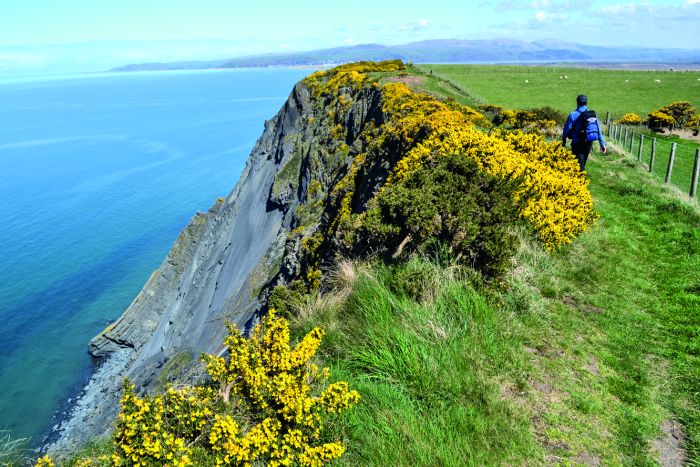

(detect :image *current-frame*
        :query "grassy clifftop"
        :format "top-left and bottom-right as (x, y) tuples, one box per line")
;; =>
(27, 62), (700, 465)
(290, 146), (700, 464)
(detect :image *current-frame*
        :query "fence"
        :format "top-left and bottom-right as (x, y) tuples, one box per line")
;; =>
(605, 122), (700, 199)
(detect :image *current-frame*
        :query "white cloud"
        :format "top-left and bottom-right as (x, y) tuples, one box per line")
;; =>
(344, 37), (358, 45)
(599, 3), (641, 15)
(400, 18), (431, 31)
(535, 11), (547, 20)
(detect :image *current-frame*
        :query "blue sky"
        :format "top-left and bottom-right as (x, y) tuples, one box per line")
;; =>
(1, 0), (699, 74)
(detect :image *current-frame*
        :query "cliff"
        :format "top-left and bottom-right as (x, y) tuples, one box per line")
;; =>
(48, 66), (388, 453)
(48, 60), (594, 453)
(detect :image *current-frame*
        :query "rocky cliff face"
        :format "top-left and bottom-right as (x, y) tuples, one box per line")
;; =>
(49, 78), (385, 452)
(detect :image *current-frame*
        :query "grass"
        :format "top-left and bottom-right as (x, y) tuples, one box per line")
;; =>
(0, 431), (28, 466)
(288, 144), (700, 465)
(607, 124), (700, 193)
(416, 64), (700, 117)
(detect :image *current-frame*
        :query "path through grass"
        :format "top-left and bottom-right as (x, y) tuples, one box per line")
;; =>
(292, 146), (700, 465)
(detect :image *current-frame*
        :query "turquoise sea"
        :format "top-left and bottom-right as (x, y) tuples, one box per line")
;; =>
(0, 68), (311, 444)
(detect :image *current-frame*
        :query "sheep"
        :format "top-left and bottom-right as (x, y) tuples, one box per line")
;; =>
(564, 75), (569, 79)
(525, 79), (529, 83)
(655, 79), (661, 83)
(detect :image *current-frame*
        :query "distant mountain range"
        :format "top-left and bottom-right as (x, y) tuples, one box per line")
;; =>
(110, 39), (700, 71)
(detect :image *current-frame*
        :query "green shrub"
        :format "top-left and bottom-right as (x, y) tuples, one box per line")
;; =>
(348, 154), (523, 278)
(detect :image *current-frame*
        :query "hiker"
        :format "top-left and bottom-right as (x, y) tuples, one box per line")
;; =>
(562, 94), (606, 171)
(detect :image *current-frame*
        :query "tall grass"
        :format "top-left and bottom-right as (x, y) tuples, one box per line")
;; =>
(0, 431), (27, 466)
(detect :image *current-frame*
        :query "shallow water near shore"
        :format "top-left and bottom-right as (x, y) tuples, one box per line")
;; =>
(0, 67), (311, 444)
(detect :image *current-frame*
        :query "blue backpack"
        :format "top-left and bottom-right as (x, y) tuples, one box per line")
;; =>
(571, 110), (600, 143)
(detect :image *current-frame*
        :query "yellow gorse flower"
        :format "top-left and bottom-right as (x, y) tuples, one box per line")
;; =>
(38, 310), (357, 467)
(304, 64), (595, 250)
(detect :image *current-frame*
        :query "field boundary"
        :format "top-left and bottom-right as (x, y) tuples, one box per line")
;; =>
(605, 123), (700, 198)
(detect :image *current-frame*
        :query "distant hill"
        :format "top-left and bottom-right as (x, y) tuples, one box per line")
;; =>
(110, 38), (700, 71)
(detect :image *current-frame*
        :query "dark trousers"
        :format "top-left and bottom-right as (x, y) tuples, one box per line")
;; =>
(572, 141), (593, 171)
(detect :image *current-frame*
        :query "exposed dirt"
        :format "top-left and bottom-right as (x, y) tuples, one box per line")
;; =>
(386, 75), (424, 87)
(584, 356), (601, 376)
(563, 295), (605, 314)
(661, 128), (700, 143)
(531, 380), (554, 394)
(572, 452), (602, 466)
(653, 420), (687, 466)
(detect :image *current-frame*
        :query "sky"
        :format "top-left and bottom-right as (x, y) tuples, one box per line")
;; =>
(1, 0), (699, 74)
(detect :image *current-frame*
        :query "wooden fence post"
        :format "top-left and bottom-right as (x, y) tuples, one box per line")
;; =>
(637, 134), (644, 162)
(629, 132), (635, 153)
(665, 142), (677, 184)
(649, 138), (657, 173)
(691, 148), (700, 198)
(606, 111), (611, 125)
(624, 127), (629, 148)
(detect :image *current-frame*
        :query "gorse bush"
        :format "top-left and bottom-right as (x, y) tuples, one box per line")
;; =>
(618, 113), (641, 125)
(647, 101), (697, 131)
(352, 154), (523, 278)
(39, 311), (358, 467)
(479, 104), (563, 135)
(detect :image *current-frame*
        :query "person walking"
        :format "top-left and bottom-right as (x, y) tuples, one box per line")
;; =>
(562, 95), (606, 171)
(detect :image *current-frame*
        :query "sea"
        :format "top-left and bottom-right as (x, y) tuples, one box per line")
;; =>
(0, 67), (312, 445)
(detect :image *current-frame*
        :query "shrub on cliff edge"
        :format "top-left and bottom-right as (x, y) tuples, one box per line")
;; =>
(350, 154), (523, 278)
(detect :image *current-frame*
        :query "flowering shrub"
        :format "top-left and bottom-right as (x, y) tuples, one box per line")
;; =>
(301, 64), (595, 251)
(479, 105), (563, 136)
(35, 456), (54, 467)
(647, 101), (697, 131)
(38, 312), (358, 467)
(618, 113), (641, 125)
(353, 154), (522, 277)
(647, 110), (676, 131)
(202, 309), (358, 465)
(346, 81), (594, 249)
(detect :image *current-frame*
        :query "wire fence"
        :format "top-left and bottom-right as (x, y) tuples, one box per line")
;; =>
(605, 122), (700, 198)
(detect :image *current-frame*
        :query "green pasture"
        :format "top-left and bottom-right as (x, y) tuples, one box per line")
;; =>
(607, 124), (700, 193)
(417, 64), (700, 117)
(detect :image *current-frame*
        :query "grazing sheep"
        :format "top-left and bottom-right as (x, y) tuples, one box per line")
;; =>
(625, 79), (629, 83)
(564, 75), (569, 79)
(560, 75), (564, 79)
(655, 79), (661, 83)
(525, 79), (529, 83)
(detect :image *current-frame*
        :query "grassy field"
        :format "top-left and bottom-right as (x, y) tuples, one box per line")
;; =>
(416, 64), (700, 118)
(292, 145), (700, 465)
(607, 124), (700, 193)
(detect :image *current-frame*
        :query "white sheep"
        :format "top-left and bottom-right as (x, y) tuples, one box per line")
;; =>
(560, 75), (563, 79)
(525, 79), (529, 83)
(564, 75), (569, 79)
(625, 79), (629, 83)
(655, 79), (661, 83)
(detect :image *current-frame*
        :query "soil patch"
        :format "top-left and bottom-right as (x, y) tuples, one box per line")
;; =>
(386, 75), (424, 87)
(653, 420), (686, 466)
